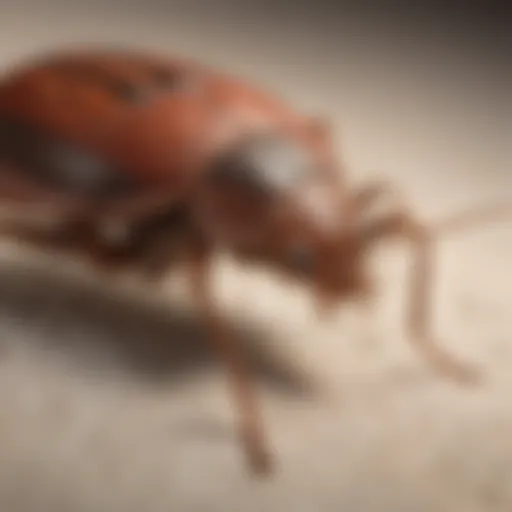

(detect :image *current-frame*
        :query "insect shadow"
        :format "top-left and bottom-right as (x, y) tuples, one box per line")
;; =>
(0, 258), (317, 399)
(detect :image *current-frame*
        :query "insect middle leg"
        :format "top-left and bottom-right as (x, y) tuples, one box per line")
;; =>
(185, 239), (273, 475)
(106, 230), (274, 474)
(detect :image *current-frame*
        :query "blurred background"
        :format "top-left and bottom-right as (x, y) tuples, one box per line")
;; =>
(0, 1), (510, 511)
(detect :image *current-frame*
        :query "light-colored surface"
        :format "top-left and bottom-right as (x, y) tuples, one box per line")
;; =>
(0, 3), (511, 511)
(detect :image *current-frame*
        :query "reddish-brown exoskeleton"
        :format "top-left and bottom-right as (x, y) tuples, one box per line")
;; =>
(0, 48), (509, 475)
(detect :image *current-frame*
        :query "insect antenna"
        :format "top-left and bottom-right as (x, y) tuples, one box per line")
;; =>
(433, 199), (512, 236)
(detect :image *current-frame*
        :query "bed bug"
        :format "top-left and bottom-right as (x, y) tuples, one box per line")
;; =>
(0, 47), (509, 476)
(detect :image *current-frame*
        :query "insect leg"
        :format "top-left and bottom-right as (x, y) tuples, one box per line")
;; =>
(351, 181), (393, 211)
(185, 240), (273, 475)
(403, 218), (480, 383)
(362, 209), (480, 383)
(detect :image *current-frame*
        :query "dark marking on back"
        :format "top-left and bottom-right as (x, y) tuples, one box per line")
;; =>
(54, 61), (151, 104)
(151, 66), (194, 91)
(108, 79), (149, 103)
(53, 59), (199, 104)
(0, 116), (139, 198)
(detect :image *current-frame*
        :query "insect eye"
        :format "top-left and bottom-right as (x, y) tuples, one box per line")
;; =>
(288, 244), (315, 272)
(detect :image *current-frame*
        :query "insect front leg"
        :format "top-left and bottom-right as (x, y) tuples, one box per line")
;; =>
(361, 205), (480, 384)
(401, 216), (480, 383)
(185, 240), (273, 475)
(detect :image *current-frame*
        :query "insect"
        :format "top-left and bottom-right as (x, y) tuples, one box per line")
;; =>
(0, 47), (509, 476)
